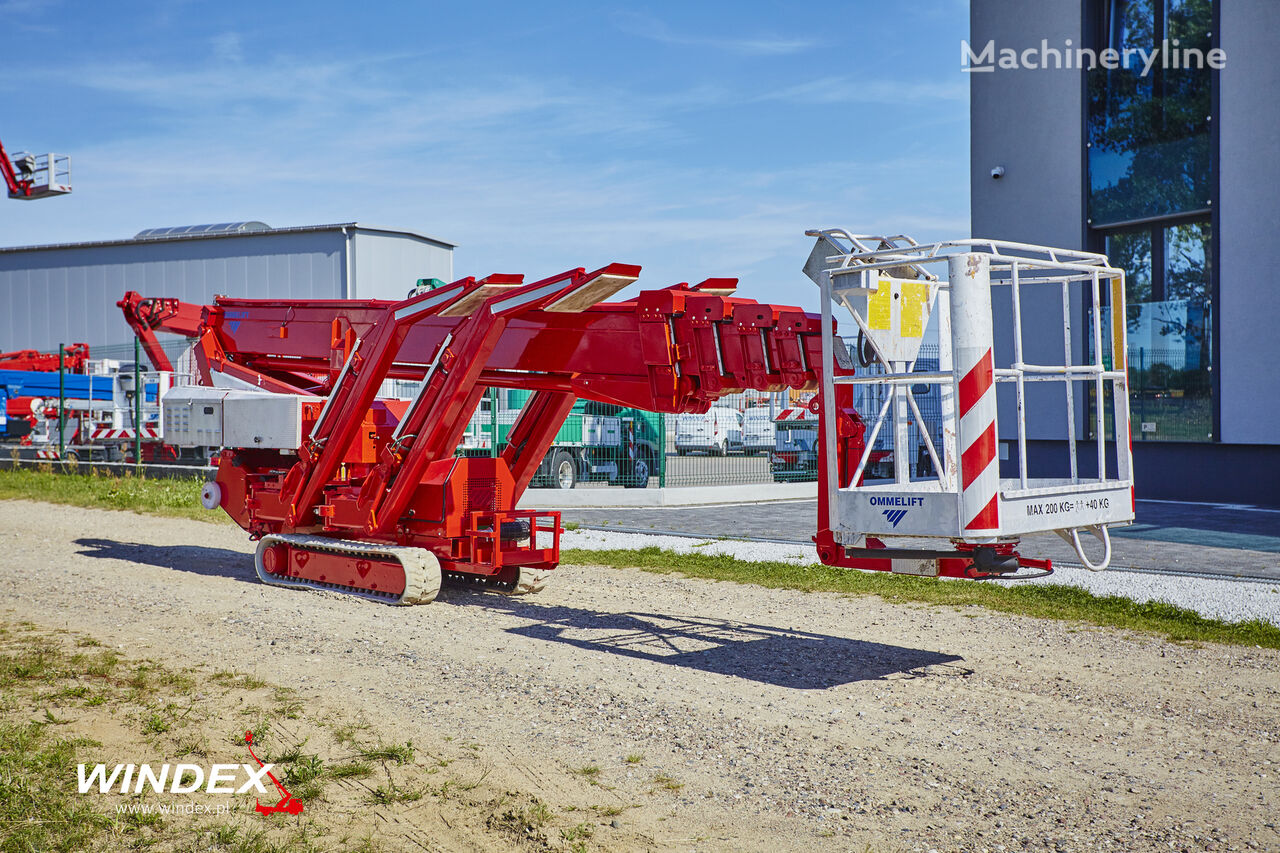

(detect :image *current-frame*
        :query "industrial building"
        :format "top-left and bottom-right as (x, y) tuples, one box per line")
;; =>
(970, 0), (1278, 504)
(0, 221), (454, 355)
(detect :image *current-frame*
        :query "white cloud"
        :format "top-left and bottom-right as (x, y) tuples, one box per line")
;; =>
(613, 11), (818, 57)
(5, 45), (968, 309)
(754, 75), (968, 105)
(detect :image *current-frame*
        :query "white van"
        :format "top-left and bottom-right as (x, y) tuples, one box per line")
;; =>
(675, 408), (743, 455)
(741, 407), (776, 455)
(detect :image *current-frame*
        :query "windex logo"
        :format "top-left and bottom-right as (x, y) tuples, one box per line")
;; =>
(76, 731), (303, 816)
(77, 761), (274, 795)
(882, 509), (909, 528)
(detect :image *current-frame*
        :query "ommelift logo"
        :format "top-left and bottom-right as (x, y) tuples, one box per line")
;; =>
(76, 730), (303, 816)
(871, 495), (921, 528)
(961, 38), (1226, 75)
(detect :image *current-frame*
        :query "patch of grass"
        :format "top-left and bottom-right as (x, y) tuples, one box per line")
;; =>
(575, 764), (601, 779)
(56, 684), (90, 701)
(211, 670), (268, 690)
(208, 824), (240, 846)
(652, 773), (683, 791)
(563, 546), (1280, 649)
(0, 722), (116, 852)
(560, 822), (594, 841)
(1, 639), (66, 684)
(2, 620), (546, 853)
(359, 742), (415, 765)
(329, 719), (370, 746)
(142, 710), (172, 734)
(159, 669), (197, 693)
(326, 760), (374, 780)
(84, 649), (120, 677)
(283, 754), (324, 787)
(0, 468), (223, 523)
(126, 663), (154, 690)
(367, 783), (423, 805)
(625, 753), (644, 764)
(271, 687), (304, 720)
(488, 798), (554, 844)
(525, 800), (554, 827)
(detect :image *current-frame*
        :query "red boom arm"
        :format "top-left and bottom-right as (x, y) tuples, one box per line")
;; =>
(121, 265), (857, 603)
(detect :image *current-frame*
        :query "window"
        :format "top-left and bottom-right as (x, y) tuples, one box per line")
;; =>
(1100, 218), (1213, 441)
(1089, 0), (1214, 442)
(1087, 0), (1213, 225)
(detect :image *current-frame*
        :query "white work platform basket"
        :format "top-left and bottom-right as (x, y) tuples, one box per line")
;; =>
(804, 230), (1135, 571)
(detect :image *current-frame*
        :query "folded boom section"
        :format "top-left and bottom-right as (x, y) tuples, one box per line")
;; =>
(119, 265), (830, 603)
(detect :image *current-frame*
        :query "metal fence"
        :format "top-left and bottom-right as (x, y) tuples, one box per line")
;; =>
(1091, 315), (1214, 442)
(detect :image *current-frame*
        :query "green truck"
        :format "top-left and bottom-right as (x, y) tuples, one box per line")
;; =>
(459, 390), (663, 489)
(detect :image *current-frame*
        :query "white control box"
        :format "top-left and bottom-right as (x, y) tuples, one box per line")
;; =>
(163, 388), (319, 450)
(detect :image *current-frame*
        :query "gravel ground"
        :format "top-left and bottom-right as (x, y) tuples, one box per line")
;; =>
(3, 500), (1280, 852)
(563, 529), (1280, 626)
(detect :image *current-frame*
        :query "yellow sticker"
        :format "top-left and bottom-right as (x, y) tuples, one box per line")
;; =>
(899, 280), (929, 338)
(1110, 276), (1126, 371)
(868, 279), (891, 330)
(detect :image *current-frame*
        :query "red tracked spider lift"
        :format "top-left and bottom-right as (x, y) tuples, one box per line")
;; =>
(119, 232), (1135, 605)
(119, 265), (844, 603)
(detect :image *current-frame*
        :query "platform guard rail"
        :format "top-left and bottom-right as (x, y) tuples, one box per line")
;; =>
(805, 230), (1135, 573)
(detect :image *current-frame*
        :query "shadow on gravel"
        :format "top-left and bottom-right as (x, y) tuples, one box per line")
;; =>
(74, 538), (256, 582)
(444, 593), (968, 689)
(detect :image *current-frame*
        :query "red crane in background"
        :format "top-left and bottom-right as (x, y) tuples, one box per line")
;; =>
(1, 134), (71, 200)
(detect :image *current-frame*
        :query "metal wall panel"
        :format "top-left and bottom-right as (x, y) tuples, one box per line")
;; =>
(351, 231), (453, 300)
(1219, 2), (1280, 444)
(970, 0), (1089, 443)
(0, 231), (346, 352)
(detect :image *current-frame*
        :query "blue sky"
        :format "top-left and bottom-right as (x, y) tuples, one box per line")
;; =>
(3, 0), (970, 309)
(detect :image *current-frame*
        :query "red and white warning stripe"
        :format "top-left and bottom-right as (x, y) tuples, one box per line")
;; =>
(35, 449), (60, 459)
(774, 407), (816, 421)
(90, 427), (159, 440)
(957, 349), (999, 531)
(949, 252), (1000, 534)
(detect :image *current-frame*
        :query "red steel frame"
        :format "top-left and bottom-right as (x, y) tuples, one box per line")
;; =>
(121, 256), (1048, 592)
(119, 265), (857, 590)
(0, 137), (26, 199)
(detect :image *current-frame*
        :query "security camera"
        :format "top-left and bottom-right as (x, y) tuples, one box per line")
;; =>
(991, 166), (1005, 180)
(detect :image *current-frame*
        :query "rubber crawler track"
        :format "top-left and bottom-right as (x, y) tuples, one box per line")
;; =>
(254, 534), (551, 604)
(255, 533), (442, 605)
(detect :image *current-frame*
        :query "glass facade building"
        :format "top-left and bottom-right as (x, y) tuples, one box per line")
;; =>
(971, 0), (1280, 504)
(1087, 0), (1215, 442)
